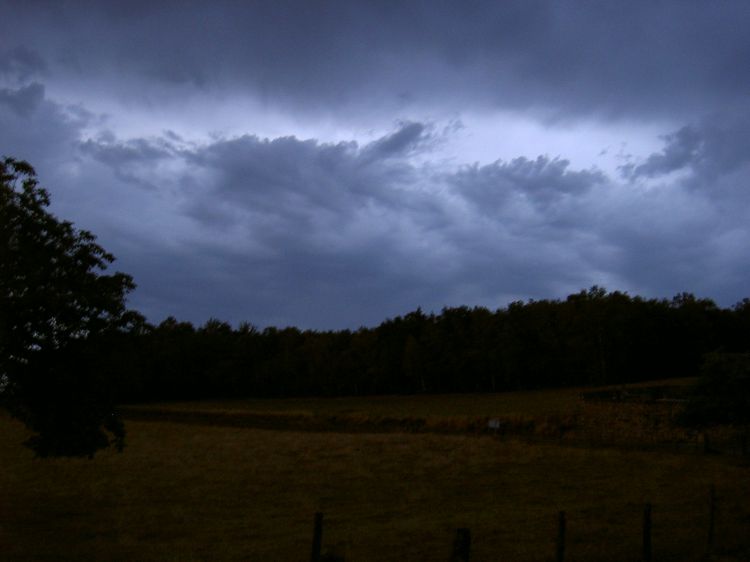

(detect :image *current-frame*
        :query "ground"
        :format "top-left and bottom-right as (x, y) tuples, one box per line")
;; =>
(2, 380), (748, 561)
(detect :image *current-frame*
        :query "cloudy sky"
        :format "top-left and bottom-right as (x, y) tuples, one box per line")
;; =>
(2, 1), (750, 329)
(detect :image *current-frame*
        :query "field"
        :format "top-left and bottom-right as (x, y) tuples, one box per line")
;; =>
(2, 380), (749, 561)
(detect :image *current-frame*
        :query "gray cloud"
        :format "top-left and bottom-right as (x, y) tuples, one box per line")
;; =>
(451, 156), (605, 214)
(622, 118), (750, 214)
(0, 46), (47, 82)
(2, 3), (750, 328)
(0, 81), (93, 171)
(3, 98), (745, 328)
(3, 1), (749, 119)
(65, 123), (455, 326)
(597, 115), (750, 303)
(70, 122), (597, 326)
(78, 136), (178, 191)
(178, 123), (436, 230)
(622, 127), (704, 180)
(362, 122), (431, 161)
(76, 119), (747, 328)
(0, 82), (45, 118)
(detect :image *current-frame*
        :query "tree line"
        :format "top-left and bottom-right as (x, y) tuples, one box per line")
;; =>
(3, 156), (749, 456)
(104, 288), (750, 403)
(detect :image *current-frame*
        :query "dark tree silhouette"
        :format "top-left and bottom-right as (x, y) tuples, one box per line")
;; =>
(0, 157), (141, 457)
(111, 287), (744, 404)
(680, 353), (750, 427)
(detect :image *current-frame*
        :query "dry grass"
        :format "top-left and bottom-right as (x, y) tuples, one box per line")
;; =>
(119, 383), (601, 419)
(122, 378), (699, 419)
(120, 378), (725, 452)
(2, 400), (749, 561)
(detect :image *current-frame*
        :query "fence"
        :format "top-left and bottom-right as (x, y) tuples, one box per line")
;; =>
(309, 485), (724, 561)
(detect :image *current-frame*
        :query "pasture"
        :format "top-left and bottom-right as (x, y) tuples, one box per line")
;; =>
(2, 380), (749, 561)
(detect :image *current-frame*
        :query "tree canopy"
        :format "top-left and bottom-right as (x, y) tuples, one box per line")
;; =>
(0, 157), (141, 457)
(102, 288), (750, 404)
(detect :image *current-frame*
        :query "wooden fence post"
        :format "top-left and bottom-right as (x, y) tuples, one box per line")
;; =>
(311, 512), (324, 562)
(450, 528), (471, 562)
(707, 485), (716, 556)
(642, 503), (652, 562)
(556, 511), (566, 562)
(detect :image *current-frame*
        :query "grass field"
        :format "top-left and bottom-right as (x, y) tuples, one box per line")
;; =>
(2, 380), (749, 561)
(120, 377), (698, 419)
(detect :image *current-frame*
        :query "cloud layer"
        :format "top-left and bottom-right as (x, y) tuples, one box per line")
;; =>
(4, 1), (750, 120)
(2, 2), (749, 328)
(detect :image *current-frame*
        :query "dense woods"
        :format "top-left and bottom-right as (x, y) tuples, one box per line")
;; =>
(3, 157), (749, 455)
(106, 288), (750, 404)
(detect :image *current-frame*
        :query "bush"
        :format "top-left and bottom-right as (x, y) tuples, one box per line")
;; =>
(679, 353), (750, 427)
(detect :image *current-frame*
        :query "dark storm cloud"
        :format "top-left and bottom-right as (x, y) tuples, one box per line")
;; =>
(0, 46), (47, 82)
(362, 122), (431, 161)
(622, 127), (705, 180)
(451, 156), (606, 213)
(3, 1), (750, 328)
(0, 80), (93, 169)
(7, 105), (750, 328)
(595, 116), (750, 304)
(75, 121), (614, 326)
(78, 136), (178, 191)
(3, 1), (749, 118)
(622, 118), (750, 208)
(179, 122), (436, 228)
(7, 98), (748, 328)
(66, 123), (455, 326)
(0, 82), (45, 118)
(80, 136), (176, 167)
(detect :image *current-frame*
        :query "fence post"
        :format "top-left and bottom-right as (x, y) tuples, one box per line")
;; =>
(556, 511), (566, 562)
(707, 485), (716, 556)
(642, 503), (652, 562)
(311, 512), (324, 562)
(450, 528), (471, 562)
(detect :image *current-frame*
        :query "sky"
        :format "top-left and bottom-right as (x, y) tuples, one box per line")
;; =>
(2, 1), (750, 330)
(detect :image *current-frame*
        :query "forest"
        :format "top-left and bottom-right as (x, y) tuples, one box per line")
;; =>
(3, 155), (750, 456)
(105, 287), (750, 403)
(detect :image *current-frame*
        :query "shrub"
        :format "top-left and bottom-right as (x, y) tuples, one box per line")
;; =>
(679, 353), (750, 427)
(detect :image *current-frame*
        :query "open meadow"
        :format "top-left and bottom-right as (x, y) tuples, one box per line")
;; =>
(2, 381), (749, 561)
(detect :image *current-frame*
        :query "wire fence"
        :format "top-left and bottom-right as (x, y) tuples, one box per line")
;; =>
(308, 484), (744, 562)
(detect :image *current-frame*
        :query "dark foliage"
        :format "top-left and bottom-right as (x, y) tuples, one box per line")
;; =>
(105, 288), (750, 404)
(679, 353), (750, 427)
(0, 157), (141, 457)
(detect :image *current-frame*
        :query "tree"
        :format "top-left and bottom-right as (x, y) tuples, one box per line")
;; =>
(679, 352), (750, 427)
(0, 157), (141, 457)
